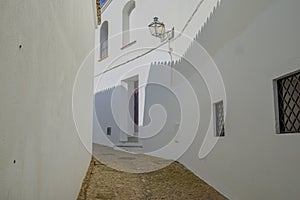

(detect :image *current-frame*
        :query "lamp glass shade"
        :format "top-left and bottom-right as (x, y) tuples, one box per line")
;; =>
(148, 17), (165, 38)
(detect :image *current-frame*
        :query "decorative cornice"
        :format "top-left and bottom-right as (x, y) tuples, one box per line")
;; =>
(151, 0), (223, 67)
(96, 0), (101, 25)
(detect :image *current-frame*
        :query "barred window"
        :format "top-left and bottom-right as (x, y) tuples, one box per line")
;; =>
(275, 70), (300, 134)
(214, 101), (225, 137)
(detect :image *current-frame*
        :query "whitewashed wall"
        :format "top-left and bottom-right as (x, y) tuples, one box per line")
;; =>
(179, 0), (300, 199)
(0, 0), (95, 199)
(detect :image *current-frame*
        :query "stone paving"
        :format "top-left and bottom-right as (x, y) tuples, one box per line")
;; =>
(77, 144), (227, 200)
(92, 144), (174, 173)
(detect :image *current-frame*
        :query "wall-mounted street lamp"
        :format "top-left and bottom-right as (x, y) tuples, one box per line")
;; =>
(148, 17), (175, 85)
(148, 17), (174, 42)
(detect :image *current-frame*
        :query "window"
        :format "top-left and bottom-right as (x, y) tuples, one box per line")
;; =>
(107, 127), (111, 136)
(100, 21), (108, 60)
(214, 100), (225, 137)
(274, 70), (300, 134)
(134, 80), (139, 133)
(122, 0), (135, 47)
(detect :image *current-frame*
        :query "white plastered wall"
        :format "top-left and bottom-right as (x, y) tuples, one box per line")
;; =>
(178, 0), (300, 199)
(0, 0), (95, 199)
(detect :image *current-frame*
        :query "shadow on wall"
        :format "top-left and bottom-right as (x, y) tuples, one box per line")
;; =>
(141, 78), (181, 152)
(198, 0), (274, 57)
(94, 86), (123, 145)
(93, 64), (183, 153)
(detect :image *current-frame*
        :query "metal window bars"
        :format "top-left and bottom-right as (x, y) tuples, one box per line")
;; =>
(277, 71), (300, 133)
(215, 101), (225, 137)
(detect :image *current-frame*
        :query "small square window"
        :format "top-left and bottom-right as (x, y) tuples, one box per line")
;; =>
(214, 100), (225, 137)
(274, 70), (300, 134)
(107, 127), (112, 136)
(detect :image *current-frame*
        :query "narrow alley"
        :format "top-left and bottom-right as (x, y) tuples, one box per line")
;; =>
(2, 0), (300, 199)
(78, 145), (227, 200)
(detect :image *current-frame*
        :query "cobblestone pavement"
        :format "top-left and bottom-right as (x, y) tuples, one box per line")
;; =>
(77, 144), (227, 200)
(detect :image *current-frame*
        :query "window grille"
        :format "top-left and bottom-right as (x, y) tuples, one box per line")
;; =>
(214, 101), (225, 137)
(276, 71), (300, 133)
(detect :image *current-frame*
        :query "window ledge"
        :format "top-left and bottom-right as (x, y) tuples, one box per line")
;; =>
(276, 132), (300, 135)
(98, 55), (108, 62)
(121, 40), (137, 50)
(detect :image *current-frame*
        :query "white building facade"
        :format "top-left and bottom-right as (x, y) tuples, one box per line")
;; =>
(94, 0), (300, 199)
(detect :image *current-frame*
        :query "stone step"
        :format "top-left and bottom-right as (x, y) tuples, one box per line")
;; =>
(127, 136), (139, 143)
(116, 143), (143, 148)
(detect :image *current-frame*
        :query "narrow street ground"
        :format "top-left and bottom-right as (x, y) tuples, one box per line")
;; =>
(77, 145), (227, 200)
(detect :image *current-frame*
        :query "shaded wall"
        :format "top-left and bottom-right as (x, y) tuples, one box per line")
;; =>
(94, 86), (125, 145)
(178, 0), (300, 199)
(0, 0), (95, 199)
(93, 64), (181, 154)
